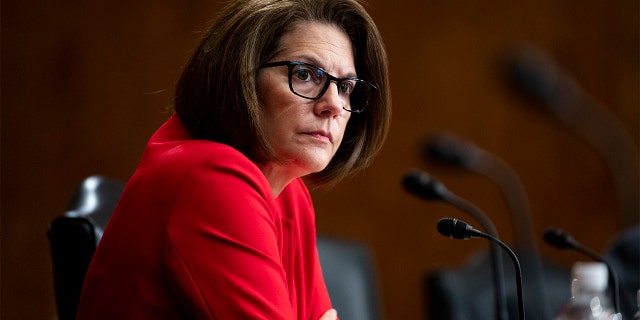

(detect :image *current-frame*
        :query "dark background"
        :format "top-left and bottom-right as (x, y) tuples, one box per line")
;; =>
(2, 0), (638, 319)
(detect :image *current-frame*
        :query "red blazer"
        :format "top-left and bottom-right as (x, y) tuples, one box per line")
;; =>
(77, 114), (333, 319)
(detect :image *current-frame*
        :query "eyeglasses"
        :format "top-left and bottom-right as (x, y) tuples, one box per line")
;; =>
(260, 61), (377, 113)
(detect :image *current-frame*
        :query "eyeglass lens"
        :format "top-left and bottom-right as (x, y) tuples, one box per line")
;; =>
(289, 63), (372, 112)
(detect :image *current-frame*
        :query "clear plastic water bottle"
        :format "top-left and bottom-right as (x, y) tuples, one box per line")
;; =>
(553, 262), (620, 320)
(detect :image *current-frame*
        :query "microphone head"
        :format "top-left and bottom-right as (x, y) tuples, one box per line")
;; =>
(425, 133), (480, 168)
(505, 46), (582, 114)
(402, 170), (449, 201)
(543, 228), (578, 249)
(506, 47), (564, 106)
(437, 217), (473, 240)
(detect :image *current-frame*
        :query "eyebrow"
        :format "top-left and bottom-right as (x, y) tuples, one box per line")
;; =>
(292, 55), (357, 79)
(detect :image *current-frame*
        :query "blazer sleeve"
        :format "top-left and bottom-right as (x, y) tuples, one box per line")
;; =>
(161, 153), (295, 319)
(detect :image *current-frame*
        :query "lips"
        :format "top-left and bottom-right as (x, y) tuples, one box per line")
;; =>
(304, 130), (333, 143)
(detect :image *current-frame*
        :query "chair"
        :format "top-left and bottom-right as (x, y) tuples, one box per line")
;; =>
(317, 235), (383, 320)
(47, 175), (124, 320)
(48, 175), (382, 320)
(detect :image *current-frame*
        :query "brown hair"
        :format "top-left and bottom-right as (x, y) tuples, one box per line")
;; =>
(174, 0), (391, 186)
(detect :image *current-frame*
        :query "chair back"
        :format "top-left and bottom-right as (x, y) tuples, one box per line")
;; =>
(48, 176), (124, 320)
(317, 235), (383, 320)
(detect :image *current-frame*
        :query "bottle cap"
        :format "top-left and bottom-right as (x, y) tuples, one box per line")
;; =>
(571, 262), (608, 291)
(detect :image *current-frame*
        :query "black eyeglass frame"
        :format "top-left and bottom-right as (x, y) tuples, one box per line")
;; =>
(260, 60), (377, 113)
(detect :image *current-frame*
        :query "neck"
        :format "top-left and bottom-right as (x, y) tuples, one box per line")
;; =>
(258, 162), (301, 197)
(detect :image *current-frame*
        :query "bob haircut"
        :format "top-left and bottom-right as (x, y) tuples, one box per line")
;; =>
(174, 0), (391, 186)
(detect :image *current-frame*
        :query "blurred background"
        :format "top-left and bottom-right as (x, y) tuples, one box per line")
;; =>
(2, 0), (638, 319)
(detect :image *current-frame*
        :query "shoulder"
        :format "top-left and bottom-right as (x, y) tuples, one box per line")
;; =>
(143, 113), (263, 179)
(128, 116), (275, 213)
(140, 115), (267, 189)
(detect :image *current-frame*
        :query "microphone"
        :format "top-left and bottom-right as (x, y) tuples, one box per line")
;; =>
(425, 133), (553, 319)
(402, 170), (500, 236)
(543, 228), (622, 315)
(425, 132), (483, 168)
(402, 170), (509, 320)
(401, 169), (448, 200)
(425, 133), (536, 250)
(438, 217), (525, 320)
(506, 46), (639, 227)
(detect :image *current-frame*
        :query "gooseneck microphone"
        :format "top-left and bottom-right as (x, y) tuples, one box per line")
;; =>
(402, 170), (509, 320)
(402, 170), (500, 238)
(506, 47), (639, 227)
(438, 218), (525, 320)
(426, 133), (552, 319)
(425, 133), (536, 252)
(543, 228), (622, 315)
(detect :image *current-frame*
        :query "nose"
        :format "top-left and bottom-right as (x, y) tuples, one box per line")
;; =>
(314, 81), (345, 117)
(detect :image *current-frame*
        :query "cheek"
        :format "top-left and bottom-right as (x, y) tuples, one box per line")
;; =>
(336, 114), (352, 140)
(257, 82), (300, 140)
(257, 76), (294, 116)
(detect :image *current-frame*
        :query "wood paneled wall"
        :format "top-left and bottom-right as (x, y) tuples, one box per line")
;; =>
(2, 1), (637, 319)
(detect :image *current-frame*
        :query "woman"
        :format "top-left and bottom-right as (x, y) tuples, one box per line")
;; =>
(77, 0), (390, 319)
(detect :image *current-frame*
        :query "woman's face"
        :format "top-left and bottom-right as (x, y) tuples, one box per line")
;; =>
(257, 22), (354, 180)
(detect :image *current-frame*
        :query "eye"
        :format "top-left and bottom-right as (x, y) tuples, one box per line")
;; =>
(293, 65), (325, 84)
(294, 67), (312, 81)
(339, 81), (355, 94)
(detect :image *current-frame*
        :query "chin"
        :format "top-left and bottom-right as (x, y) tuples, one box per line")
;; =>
(285, 149), (334, 175)
(302, 158), (331, 175)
